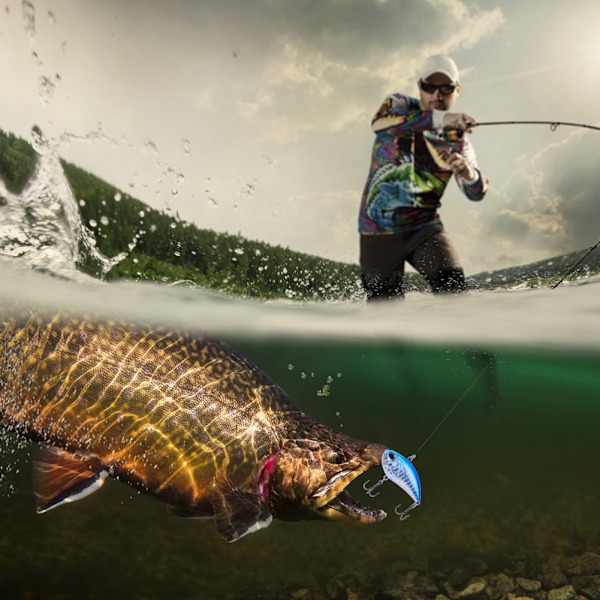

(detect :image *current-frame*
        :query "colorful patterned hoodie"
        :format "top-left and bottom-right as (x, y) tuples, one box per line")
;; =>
(358, 93), (488, 234)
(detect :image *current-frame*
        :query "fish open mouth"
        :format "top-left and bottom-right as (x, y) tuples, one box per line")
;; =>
(311, 466), (387, 524)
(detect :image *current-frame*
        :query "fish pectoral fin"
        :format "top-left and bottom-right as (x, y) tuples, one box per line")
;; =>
(210, 474), (272, 543)
(34, 446), (108, 514)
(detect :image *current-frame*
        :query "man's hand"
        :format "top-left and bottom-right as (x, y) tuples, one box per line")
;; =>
(447, 153), (477, 182)
(443, 112), (477, 133)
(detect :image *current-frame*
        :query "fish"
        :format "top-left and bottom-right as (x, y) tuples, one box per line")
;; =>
(0, 308), (387, 542)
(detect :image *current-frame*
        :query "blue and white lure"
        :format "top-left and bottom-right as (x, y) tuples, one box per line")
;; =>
(363, 449), (421, 521)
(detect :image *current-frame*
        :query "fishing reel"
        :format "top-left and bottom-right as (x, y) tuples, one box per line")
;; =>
(443, 126), (466, 142)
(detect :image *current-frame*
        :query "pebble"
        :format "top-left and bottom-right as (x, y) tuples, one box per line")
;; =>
(516, 577), (542, 592)
(278, 552), (600, 600)
(546, 584), (576, 600)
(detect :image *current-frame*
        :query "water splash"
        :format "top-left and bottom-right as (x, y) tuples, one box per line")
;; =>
(0, 126), (127, 280)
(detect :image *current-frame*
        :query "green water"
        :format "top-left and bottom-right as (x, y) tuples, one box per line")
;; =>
(0, 337), (598, 598)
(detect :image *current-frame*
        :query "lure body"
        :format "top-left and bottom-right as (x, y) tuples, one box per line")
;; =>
(363, 448), (421, 520)
(381, 450), (421, 505)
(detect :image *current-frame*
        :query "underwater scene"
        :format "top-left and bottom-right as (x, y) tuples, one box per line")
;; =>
(0, 263), (599, 599)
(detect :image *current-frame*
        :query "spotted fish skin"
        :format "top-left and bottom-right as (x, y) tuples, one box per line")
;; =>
(0, 309), (385, 541)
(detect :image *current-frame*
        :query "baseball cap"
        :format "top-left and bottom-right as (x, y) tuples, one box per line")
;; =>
(419, 55), (460, 84)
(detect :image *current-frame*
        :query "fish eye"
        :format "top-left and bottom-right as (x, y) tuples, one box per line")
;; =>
(329, 451), (345, 464)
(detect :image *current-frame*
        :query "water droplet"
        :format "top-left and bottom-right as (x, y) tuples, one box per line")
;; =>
(88, 219), (97, 228)
(22, 1), (36, 39)
(182, 139), (191, 154)
(114, 192), (122, 202)
(144, 140), (158, 155)
(39, 75), (57, 105)
(100, 216), (109, 226)
(240, 182), (256, 198)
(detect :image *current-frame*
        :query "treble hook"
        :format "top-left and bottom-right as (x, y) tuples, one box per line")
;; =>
(394, 500), (421, 521)
(362, 475), (389, 498)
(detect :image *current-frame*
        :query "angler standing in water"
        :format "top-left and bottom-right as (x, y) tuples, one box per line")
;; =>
(358, 55), (489, 301)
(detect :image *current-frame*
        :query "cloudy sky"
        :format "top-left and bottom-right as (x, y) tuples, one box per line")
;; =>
(2, 0), (600, 273)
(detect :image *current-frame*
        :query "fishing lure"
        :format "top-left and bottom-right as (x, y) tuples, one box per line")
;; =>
(363, 449), (421, 520)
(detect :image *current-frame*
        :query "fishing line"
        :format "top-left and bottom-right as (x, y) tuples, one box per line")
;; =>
(551, 235), (600, 289)
(363, 363), (489, 517)
(445, 120), (600, 286)
(413, 370), (484, 457)
(365, 118), (600, 513)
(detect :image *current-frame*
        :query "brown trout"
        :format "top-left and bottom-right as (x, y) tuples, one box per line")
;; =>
(0, 310), (387, 542)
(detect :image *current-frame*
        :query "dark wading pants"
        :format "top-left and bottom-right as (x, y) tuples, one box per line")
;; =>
(360, 224), (467, 301)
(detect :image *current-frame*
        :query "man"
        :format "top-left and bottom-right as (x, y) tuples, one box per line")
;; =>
(358, 54), (488, 301)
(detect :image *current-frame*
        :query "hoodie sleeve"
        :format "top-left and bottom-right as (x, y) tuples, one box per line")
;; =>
(456, 134), (489, 201)
(372, 94), (443, 136)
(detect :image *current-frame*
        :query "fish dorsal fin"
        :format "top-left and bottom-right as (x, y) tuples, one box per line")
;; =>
(34, 446), (108, 513)
(210, 474), (272, 543)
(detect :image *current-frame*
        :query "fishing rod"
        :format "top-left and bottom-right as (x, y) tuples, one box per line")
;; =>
(551, 235), (600, 289)
(474, 120), (600, 133)
(443, 120), (600, 140)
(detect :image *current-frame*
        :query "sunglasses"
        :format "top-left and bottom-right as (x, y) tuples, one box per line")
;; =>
(419, 81), (457, 96)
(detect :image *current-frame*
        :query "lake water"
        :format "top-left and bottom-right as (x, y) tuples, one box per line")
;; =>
(1, 261), (599, 599)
